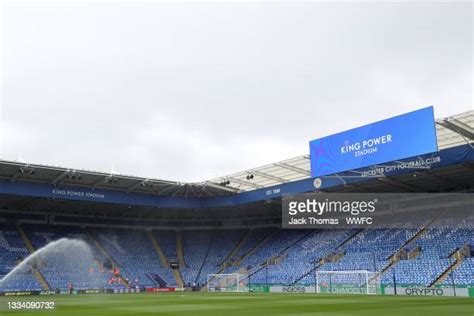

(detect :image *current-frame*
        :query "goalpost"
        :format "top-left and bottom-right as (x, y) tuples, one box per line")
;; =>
(207, 273), (248, 292)
(316, 270), (381, 295)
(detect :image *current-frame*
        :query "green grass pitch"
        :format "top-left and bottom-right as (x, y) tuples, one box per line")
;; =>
(1, 292), (473, 316)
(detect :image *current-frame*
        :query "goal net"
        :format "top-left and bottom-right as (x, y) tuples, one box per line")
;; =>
(207, 273), (248, 292)
(316, 270), (381, 295)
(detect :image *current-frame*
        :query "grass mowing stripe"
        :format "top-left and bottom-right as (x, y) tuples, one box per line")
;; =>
(0, 292), (472, 316)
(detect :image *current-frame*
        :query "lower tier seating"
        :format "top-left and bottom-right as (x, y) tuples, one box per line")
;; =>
(0, 223), (472, 291)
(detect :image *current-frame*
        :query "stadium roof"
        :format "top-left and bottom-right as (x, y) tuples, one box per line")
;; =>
(0, 161), (234, 197)
(0, 110), (472, 197)
(205, 110), (474, 192)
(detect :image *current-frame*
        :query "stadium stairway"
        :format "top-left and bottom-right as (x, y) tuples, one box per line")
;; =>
(32, 269), (50, 291)
(85, 228), (129, 287)
(393, 218), (436, 256)
(237, 229), (277, 265)
(16, 224), (35, 254)
(433, 242), (472, 286)
(176, 230), (186, 268)
(429, 257), (464, 287)
(172, 268), (184, 288)
(200, 270), (221, 291)
(195, 243), (211, 284)
(201, 230), (252, 291)
(86, 229), (116, 266)
(292, 261), (324, 285)
(292, 230), (364, 285)
(146, 272), (167, 287)
(246, 231), (313, 281)
(16, 224), (50, 291)
(378, 216), (439, 277)
(334, 229), (364, 251)
(146, 230), (169, 267)
(218, 230), (250, 267)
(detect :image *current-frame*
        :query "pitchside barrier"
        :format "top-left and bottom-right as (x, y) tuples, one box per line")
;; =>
(265, 284), (473, 297)
(382, 286), (472, 297)
(0, 285), (472, 297)
(267, 286), (472, 297)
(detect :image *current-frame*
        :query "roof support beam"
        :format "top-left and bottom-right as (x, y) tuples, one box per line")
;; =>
(198, 185), (213, 197)
(438, 119), (474, 141)
(148, 183), (167, 195)
(182, 184), (190, 198)
(187, 184), (201, 197)
(199, 184), (224, 197)
(226, 177), (263, 189)
(204, 181), (241, 193)
(275, 163), (311, 176)
(52, 170), (70, 186)
(10, 164), (35, 182)
(92, 176), (107, 188)
(171, 184), (188, 197)
(126, 180), (146, 193)
(249, 170), (287, 183)
(156, 184), (182, 196)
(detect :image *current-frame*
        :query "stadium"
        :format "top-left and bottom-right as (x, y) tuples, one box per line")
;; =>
(1, 1), (473, 315)
(0, 107), (473, 315)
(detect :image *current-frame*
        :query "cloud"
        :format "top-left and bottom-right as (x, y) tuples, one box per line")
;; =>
(1, 1), (472, 181)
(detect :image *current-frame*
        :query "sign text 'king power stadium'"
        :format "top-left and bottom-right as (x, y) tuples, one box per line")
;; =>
(309, 106), (438, 178)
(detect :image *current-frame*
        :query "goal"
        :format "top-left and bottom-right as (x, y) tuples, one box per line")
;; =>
(316, 270), (381, 295)
(207, 273), (248, 292)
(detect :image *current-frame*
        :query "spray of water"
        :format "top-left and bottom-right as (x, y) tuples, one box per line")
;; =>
(0, 238), (103, 290)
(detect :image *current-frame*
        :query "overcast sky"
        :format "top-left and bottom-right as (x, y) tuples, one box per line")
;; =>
(1, 1), (472, 182)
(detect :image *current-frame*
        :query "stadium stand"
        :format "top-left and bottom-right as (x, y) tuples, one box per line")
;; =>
(194, 229), (246, 285)
(22, 224), (111, 290)
(0, 111), (472, 293)
(0, 224), (42, 291)
(0, 219), (473, 291)
(153, 230), (177, 260)
(93, 228), (175, 287)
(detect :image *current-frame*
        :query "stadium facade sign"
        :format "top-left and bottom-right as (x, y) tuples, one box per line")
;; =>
(52, 189), (105, 200)
(309, 107), (438, 177)
(0, 144), (472, 209)
(233, 143), (473, 206)
(359, 155), (441, 177)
